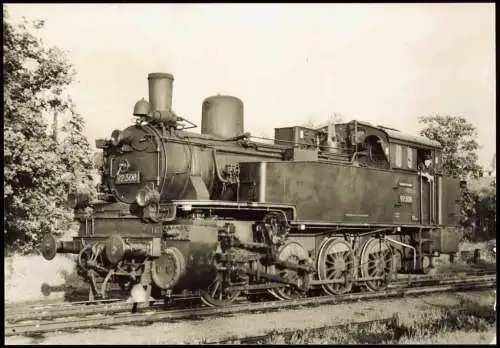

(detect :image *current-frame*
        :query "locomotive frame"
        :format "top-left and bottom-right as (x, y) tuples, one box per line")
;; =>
(41, 72), (462, 306)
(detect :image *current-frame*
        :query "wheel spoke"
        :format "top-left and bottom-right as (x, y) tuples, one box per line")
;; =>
(319, 238), (354, 295)
(210, 281), (220, 297)
(360, 238), (393, 292)
(271, 241), (309, 301)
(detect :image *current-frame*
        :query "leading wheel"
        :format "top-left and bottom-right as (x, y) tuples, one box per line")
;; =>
(200, 273), (241, 307)
(359, 238), (393, 291)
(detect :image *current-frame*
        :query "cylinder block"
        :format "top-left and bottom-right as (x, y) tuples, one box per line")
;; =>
(201, 95), (244, 139)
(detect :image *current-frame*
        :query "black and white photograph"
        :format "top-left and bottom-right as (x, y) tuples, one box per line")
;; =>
(4, 3), (496, 344)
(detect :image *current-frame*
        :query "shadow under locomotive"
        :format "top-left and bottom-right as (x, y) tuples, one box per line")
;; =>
(40, 72), (463, 307)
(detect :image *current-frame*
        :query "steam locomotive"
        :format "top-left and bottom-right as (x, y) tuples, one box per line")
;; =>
(41, 72), (462, 306)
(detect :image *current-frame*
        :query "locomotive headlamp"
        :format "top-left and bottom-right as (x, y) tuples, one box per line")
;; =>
(136, 189), (149, 207)
(111, 129), (122, 146)
(137, 186), (161, 223)
(136, 186), (160, 207)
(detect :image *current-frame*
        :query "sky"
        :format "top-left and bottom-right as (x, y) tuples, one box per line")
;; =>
(5, 3), (496, 168)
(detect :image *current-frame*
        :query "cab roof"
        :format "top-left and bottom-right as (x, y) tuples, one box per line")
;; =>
(345, 120), (442, 149)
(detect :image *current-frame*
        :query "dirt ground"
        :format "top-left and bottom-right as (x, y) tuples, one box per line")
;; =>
(5, 290), (496, 345)
(4, 254), (77, 304)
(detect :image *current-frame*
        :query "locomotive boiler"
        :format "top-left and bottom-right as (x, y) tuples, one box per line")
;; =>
(40, 72), (462, 306)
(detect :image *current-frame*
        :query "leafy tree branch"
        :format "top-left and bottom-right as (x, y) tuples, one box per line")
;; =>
(419, 115), (495, 242)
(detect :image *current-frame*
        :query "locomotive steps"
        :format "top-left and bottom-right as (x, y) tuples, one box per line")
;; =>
(5, 272), (496, 337)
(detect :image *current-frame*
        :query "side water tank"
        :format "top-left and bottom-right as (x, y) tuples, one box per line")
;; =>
(201, 95), (244, 139)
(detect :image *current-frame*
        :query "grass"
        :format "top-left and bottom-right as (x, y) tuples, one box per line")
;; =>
(243, 296), (497, 344)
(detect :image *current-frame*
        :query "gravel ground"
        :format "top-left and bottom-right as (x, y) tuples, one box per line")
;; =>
(5, 290), (496, 345)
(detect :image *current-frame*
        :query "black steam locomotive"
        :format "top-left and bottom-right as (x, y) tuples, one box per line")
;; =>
(41, 72), (461, 306)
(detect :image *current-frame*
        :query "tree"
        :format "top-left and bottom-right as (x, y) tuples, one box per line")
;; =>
(3, 7), (94, 254)
(418, 115), (483, 179)
(58, 111), (97, 197)
(489, 153), (496, 176)
(418, 115), (494, 242)
(461, 176), (496, 242)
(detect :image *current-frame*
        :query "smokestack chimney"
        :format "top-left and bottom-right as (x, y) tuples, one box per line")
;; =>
(148, 73), (175, 123)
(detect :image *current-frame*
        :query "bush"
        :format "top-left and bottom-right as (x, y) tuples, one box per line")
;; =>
(462, 177), (496, 242)
(3, 7), (94, 254)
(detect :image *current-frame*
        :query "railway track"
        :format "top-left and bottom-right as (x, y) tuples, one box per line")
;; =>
(5, 270), (493, 321)
(5, 269), (491, 312)
(5, 272), (496, 337)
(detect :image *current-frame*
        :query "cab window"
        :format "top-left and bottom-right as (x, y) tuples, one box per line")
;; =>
(395, 144), (403, 167)
(406, 146), (416, 169)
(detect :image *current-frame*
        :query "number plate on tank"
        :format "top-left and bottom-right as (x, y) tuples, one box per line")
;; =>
(115, 171), (141, 184)
(399, 195), (414, 204)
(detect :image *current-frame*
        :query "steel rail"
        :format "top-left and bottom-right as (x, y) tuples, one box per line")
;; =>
(4, 297), (123, 312)
(5, 272), (495, 323)
(5, 277), (495, 337)
(5, 296), (201, 324)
